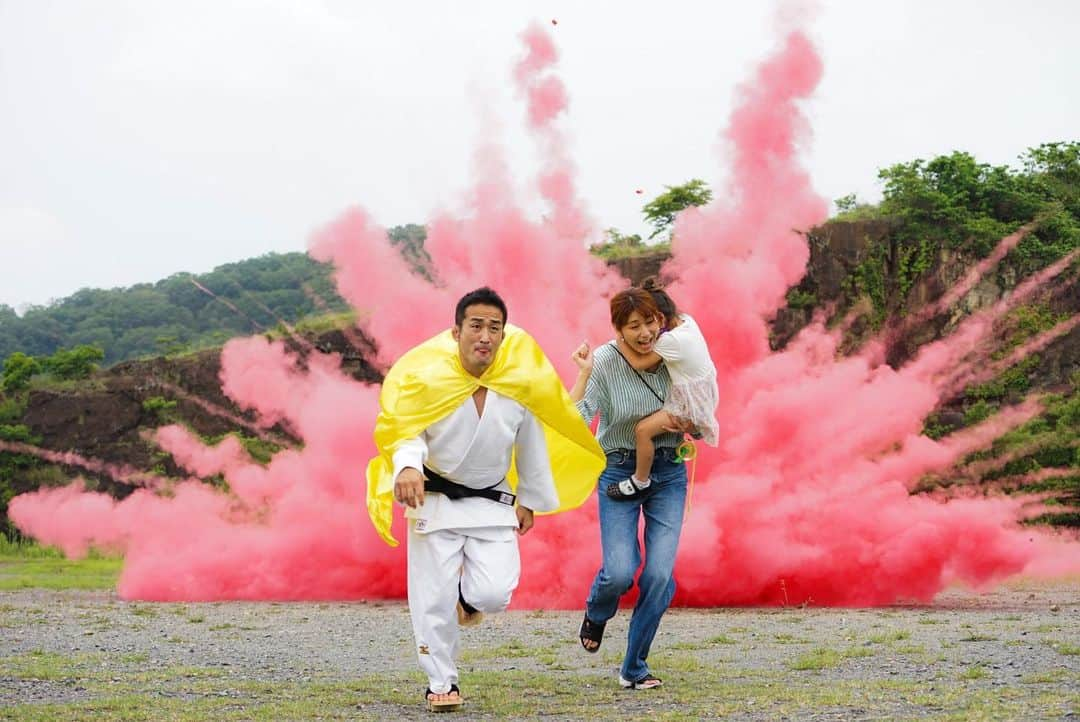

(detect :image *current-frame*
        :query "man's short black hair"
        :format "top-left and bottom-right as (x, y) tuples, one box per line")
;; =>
(454, 287), (508, 327)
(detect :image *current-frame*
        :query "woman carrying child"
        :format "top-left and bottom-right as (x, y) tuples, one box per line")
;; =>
(568, 282), (716, 690)
(609, 277), (719, 499)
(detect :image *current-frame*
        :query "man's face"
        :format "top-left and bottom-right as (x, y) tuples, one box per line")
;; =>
(453, 303), (505, 377)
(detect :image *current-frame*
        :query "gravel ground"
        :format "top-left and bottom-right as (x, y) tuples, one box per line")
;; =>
(1, 579), (1078, 720)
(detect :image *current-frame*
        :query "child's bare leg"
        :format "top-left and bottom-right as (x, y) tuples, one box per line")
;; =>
(632, 410), (673, 483)
(606, 411), (674, 500)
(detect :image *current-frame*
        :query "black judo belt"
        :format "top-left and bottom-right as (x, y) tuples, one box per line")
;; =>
(423, 466), (516, 506)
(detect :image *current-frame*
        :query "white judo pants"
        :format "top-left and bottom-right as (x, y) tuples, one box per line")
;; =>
(407, 525), (520, 693)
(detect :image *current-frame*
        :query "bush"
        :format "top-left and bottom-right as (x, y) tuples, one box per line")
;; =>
(967, 356), (1040, 402)
(142, 396), (178, 423)
(786, 289), (817, 310)
(1056, 395), (1080, 431)
(1, 353), (40, 393)
(963, 400), (994, 426)
(0, 395), (26, 424)
(0, 424), (35, 443)
(43, 345), (105, 381)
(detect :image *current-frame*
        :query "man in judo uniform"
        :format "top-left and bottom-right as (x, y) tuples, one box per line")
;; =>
(366, 287), (604, 712)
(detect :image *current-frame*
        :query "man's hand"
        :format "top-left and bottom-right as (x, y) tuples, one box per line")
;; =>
(393, 467), (425, 508)
(516, 506), (534, 536)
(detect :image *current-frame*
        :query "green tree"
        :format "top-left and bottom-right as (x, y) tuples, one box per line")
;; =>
(1, 352), (40, 393)
(642, 179), (713, 240)
(834, 193), (858, 214)
(388, 224), (432, 279)
(877, 151), (1043, 254)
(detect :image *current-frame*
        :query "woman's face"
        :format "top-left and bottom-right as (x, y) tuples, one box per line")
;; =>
(618, 310), (660, 354)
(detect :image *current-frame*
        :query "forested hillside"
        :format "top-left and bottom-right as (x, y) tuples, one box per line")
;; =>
(0, 252), (347, 364)
(0, 223), (440, 365)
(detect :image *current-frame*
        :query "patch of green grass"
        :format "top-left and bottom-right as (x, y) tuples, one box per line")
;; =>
(600, 650), (623, 666)
(656, 651), (710, 674)
(127, 605), (156, 617)
(0, 554), (122, 591)
(0, 650), (102, 681)
(0, 538), (65, 558)
(459, 639), (534, 662)
(840, 645), (875, 658)
(959, 633), (998, 642)
(1021, 670), (1067, 684)
(869, 630), (911, 643)
(789, 648), (843, 671)
(773, 633), (810, 644)
(706, 634), (738, 645)
(895, 644), (927, 655)
(2, 659), (1073, 721)
(958, 664), (989, 681)
(1049, 642), (1080, 656)
(668, 640), (709, 651)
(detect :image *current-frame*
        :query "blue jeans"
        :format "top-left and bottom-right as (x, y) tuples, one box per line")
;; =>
(585, 447), (688, 682)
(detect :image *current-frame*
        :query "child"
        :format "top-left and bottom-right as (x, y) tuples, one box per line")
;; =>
(608, 278), (718, 500)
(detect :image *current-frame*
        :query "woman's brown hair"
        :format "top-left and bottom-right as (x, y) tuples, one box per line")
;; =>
(610, 288), (660, 329)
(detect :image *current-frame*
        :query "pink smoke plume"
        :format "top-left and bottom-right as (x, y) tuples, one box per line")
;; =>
(0, 440), (163, 489)
(153, 381), (293, 446)
(10, 18), (1080, 604)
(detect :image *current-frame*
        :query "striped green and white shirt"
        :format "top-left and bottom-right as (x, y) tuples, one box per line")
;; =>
(575, 341), (682, 452)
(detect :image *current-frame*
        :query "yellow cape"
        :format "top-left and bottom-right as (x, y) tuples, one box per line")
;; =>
(366, 324), (605, 546)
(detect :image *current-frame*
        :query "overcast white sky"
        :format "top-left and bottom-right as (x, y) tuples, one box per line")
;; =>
(1, 0), (1077, 310)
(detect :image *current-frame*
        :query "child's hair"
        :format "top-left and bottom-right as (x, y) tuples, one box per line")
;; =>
(641, 276), (678, 325)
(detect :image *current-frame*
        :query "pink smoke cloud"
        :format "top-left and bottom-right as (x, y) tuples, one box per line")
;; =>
(9, 18), (1079, 606)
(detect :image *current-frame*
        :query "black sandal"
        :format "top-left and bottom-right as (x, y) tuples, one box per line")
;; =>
(619, 673), (663, 690)
(579, 614), (606, 653)
(425, 684), (463, 712)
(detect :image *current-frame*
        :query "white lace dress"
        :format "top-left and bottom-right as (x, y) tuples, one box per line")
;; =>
(654, 314), (719, 446)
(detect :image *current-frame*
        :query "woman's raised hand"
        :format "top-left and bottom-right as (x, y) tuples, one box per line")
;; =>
(571, 341), (593, 373)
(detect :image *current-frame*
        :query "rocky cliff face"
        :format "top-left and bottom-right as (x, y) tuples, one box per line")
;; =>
(9, 330), (381, 507)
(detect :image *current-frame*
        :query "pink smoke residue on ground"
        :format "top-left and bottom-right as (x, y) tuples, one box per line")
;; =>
(10, 19), (1079, 604)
